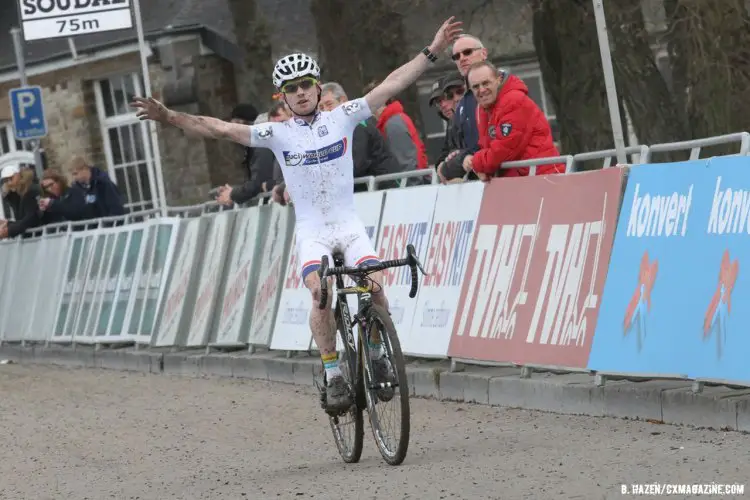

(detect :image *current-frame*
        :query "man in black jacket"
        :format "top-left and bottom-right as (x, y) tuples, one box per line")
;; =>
(216, 101), (290, 206)
(70, 157), (126, 219)
(430, 72), (465, 181)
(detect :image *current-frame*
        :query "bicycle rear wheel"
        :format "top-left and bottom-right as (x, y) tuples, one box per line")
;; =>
(360, 304), (410, 466)
(327, 300), (364, 463)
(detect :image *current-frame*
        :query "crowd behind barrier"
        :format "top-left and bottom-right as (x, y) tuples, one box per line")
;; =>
(2, 132), (750, 391)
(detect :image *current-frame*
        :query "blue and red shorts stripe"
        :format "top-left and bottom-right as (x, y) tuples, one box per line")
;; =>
(301, 260), (321, 280)
(356, 254), (380, 268)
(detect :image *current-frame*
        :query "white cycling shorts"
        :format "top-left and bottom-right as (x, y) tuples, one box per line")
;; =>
(297, 219), (380, 282)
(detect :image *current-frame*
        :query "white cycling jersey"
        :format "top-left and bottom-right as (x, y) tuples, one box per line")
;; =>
(248, 98), (372, 229)
(247, 97), (380, 279)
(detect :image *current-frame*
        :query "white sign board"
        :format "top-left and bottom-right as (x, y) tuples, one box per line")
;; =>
(19, 0), (134, 41)
(406, 182), (484, 357)
(375, 186), (439, 335)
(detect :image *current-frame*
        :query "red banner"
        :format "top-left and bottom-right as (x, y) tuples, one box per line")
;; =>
(448, 169), (625, 368)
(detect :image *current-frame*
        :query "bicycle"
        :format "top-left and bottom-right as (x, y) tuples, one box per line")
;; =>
(314, 243), (426, 466)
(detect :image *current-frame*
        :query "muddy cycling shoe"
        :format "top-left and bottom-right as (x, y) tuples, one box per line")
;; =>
(325, 375), (353, 411)
(371, 357), (395, 402)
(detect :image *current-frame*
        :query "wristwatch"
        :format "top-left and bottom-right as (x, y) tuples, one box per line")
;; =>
(422, 47), (438, 63)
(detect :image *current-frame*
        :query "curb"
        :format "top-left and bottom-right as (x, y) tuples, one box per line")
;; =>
(2, 344), (749, 432)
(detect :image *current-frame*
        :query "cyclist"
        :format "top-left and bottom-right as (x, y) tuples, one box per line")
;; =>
(131, 17), (462, 410)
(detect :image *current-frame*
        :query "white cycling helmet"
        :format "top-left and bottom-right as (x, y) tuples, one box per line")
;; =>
(272, 53), (321, 89)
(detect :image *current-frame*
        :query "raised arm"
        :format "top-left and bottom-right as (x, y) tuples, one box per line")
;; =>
(131, 97), (253, 147)
(364, 17), (463, 112)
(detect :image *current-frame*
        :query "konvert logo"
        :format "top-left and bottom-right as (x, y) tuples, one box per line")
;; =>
(704, 249), (739, 359)
(282, 138), (348, 167)
(623, 251), (658, 352)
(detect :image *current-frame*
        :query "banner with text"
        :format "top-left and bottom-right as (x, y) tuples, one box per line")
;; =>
(376, 186), (439, 335)
(448, 169), (624, 368)
(588, 157), (750, 384)
(405, 182), (483, 357)
(247, 204), (293, 346)
(213, 208), (266, 347)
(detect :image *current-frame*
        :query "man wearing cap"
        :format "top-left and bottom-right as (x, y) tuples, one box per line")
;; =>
(430, 73), (466, 182)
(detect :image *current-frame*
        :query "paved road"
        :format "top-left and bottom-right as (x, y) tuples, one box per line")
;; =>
(0, 365), (747, 500)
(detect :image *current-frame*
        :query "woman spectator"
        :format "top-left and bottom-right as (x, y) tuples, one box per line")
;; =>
(0, 164), (43, 239)
(38, 168), (87, 223)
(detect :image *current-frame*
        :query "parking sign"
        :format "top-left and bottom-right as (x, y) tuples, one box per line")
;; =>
(9, 86), (47, 140)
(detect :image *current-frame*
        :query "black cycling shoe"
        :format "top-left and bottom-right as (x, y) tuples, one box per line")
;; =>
(371, 356), (395, 402)
(326, 375), (353, 411)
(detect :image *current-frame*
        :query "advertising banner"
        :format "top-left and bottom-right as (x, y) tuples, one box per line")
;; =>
(375, 186), (439, 334)
(154, 218), (205, 347)
(185, 212), (235, 346)
(247, 204), (293, 346)
(588, 157), (750, 384)
(123, 220), (179, 343)
(405, 182), (484, 357)
(213, 207), (265, 346)
(448, 169), (624, 368)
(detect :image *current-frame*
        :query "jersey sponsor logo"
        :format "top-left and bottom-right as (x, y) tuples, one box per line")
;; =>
(489, 125), (496, 138)
(282, 138), (348, 167)
(317, 125), (328, 137)
(342, 101), (361, 116)
(257, 126), (273, 139)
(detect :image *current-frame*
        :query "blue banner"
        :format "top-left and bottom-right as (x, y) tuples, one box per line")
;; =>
(588, 157), (750, 383)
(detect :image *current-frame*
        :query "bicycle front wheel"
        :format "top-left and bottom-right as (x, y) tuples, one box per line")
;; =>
(360, 304), (410, 466)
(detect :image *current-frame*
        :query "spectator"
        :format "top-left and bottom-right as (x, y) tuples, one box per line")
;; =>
(437, 34), (489, 183)
(319, 82), (402, 190)
(38, 168), (88, 223)
(364, 80), (428, 183)
(216, 102), (289, 206)
(462, 61), (564, 178)
(229, 103), (260, 180)
(70, 156), (127, 219)
(430, 73), (466, 184)
(0, 164), (43, 239)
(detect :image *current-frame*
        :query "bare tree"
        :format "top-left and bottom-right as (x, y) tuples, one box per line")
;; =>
(310, 0), (423, 131)
(664, 0), (750, 147)
(607, 0), (688, 146)
(227, 0), (275, 105)
(531, 0), (616, 156)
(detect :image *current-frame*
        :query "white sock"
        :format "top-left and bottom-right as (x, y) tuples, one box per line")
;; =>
(322, 353), (342, 380)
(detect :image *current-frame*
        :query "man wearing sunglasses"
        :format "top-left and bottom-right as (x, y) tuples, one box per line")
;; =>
(132, 16), (463, 412)
(436, 34), (488, 183)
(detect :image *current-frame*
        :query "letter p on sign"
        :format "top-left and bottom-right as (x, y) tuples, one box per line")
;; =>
(9, 86), (47, 140)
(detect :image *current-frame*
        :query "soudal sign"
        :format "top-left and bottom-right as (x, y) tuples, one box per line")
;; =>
(19, 0), (133, 41)
(447, 169), (625, 368)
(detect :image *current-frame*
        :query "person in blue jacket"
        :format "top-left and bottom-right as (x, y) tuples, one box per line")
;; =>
(69, 156), (126, 219)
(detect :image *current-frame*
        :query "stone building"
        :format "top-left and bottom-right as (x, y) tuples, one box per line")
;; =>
(0, 0), (666, 209)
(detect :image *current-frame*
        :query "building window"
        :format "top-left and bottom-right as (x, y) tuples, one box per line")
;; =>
(94, 73), (156, 213)
(0, 123), (34, 156)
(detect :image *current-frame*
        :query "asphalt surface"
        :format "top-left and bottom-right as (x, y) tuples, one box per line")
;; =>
(0, 365), (747, 500)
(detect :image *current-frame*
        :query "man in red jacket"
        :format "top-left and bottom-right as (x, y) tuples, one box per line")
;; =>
(461, 60), (565, 178)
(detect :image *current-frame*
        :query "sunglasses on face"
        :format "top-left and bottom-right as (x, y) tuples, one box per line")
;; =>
(451, 47), (481, 61)
(281, 77), (318, 94)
